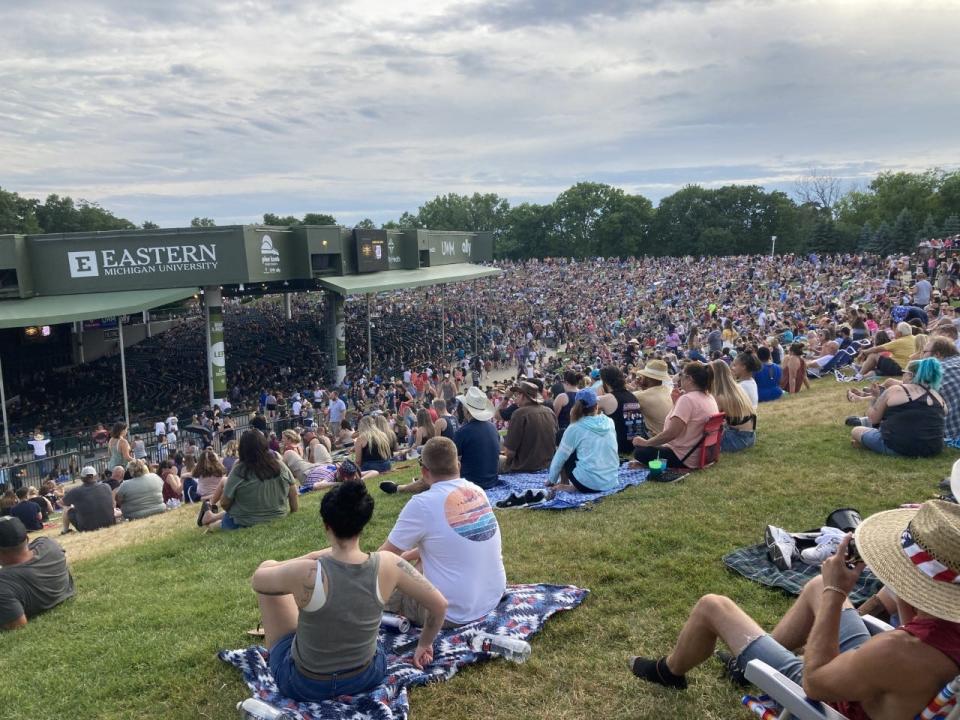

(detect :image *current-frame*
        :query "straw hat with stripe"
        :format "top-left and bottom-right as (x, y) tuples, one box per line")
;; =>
(855, 500), (960, 622)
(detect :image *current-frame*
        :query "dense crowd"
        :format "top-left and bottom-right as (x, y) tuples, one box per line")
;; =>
(3, 248), (960, 720)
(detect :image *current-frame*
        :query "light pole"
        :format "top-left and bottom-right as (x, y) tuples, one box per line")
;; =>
(770, 235), (777, 257)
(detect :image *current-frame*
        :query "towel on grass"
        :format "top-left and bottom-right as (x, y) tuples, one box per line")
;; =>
(220, 583), (588, 720)
(484, 464), (648, 510)
(723, 543), (882, 605)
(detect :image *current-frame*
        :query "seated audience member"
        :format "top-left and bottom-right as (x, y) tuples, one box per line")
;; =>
(411, 409), (438, 451)
(380, 438), (506, 627)
(26, 487), (54, 521)
(781, 342), (811, 393)
(628, 501), (960, 720)
(632, 361), (720, 469)
(11, 488), (43, 531)
(102, 465), (126, 492)
(116, 460), (166, 521)
(753, 346), (783, 402)
(208, 430), (298, 531)
(731, 351), (760, 409)
(0, 490), (16, 517)
(335, 419), (354, 449)
(432, 398), (459, 441)
(546, 388), (619, 495)
(552, 370), (583, 443)
(354, 416), (392, 476)
(305, 433), (333, 465)
(709, 360), (757, 452)
(0, 517), (75, 630)
(40, 479), (64, 511)
(194, 448), (227, 501)
(855, 321), (916, 378)
(221, 440), (239, 474)
(159, 460), (182, 503)
(632, 360), (674, 438)
(61, 466), (116, 535)
(850, 357), (946, 458)
(925, 336), (960, 439)
(279, 429), (336, 487)
(499, 380), (557, 473)
(250, 482), (447, 702)
(597, 366), (644, 454)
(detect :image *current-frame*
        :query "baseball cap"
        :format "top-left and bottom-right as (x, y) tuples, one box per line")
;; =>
(337, 459), (360, 480)
(574, 388), (598, 408)
(0, 516), (28, 549)
(81, 465), (98, 477)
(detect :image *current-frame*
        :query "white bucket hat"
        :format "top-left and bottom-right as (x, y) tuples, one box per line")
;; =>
(455, 386), (495, 422)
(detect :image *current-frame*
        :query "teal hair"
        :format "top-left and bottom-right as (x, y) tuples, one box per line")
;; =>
(908, 357), (943, 391)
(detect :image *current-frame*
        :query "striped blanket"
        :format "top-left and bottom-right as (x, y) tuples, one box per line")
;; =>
(484, 464), (649, 510)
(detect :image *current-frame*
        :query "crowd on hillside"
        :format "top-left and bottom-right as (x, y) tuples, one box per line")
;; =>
(3, 248), (960, 720)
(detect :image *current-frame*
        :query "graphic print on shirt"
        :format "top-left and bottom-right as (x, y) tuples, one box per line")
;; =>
(444, 486), (497, 542)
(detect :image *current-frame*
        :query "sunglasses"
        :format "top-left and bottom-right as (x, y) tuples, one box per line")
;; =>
(417, 458), (432, 473)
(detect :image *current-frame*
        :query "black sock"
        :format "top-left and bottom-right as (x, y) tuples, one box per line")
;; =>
(630, 656), (688, 689)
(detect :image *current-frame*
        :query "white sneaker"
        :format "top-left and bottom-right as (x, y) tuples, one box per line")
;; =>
(800, 537), (842, 566)
(765, 525), (797, 571)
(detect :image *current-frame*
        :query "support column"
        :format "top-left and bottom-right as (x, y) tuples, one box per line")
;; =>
(117, 317), (130, 428)
(440, 285), (446, 361)
(143, 310), (152, 338)
(367, 293), (373, 377)
(473, 280), (479, 356)
(0, 349), (10, 462)
(325, 291), (347, 385)
(284, 293), (293, 321)
(205, 286), (227, 408)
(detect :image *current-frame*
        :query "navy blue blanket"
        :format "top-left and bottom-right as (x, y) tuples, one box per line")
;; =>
(220, 583), (589, 720)
(484, 464), (648, 510)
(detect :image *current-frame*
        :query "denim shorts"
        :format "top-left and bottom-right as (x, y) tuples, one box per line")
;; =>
(721, 427), (756, 453)
(361, 459), (391, 473)
(859, 428), (902, 457)
(737, 608), (871, 684)
(220, 513), (242, 530)
(268, 632), (387, 701)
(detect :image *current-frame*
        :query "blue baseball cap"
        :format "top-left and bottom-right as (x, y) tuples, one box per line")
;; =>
(590, 368), (601, 380)
(575, 388), (598, 408)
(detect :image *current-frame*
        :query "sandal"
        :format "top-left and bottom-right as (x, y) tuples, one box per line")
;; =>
(246, 623), (265, 638)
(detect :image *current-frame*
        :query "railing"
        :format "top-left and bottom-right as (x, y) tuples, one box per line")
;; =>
(0, 408), (326, 490)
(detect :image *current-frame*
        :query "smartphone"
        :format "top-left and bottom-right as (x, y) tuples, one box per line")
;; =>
(846, 538), (862, 565)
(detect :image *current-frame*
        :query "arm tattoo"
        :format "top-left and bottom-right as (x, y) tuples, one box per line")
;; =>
(396, 558), (436, 591)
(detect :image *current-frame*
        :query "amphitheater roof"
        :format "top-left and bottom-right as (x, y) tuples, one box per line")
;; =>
(0, 287), (199, 329)
(317, 262), (501, 295)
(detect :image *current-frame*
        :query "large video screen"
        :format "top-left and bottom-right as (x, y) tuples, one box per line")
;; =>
(354, 229), (389, 273)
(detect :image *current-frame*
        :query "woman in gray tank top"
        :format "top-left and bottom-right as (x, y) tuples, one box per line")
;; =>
(107, 423), (133, 470)
(249, 482), (448, 702)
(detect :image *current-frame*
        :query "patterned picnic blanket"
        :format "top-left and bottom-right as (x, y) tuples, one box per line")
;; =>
(484, 464), (648, 510)
(219, 583), (589, 720)
(723, 543), (882, 605)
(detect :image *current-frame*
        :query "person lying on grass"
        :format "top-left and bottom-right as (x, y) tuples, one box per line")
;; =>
(629, 501), (960, 720)
(379, 437), (506, 628)
(250, 482), (447, 702)
(0, 516), (75, 631)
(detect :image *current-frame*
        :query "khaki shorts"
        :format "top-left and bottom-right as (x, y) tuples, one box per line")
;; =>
(384, 588), (462, 629)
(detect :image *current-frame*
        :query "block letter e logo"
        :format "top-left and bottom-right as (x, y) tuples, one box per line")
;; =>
(68, 251), (99, 278)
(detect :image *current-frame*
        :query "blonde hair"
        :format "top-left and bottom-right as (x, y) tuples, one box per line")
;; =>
(373, 414), (397, 449)
(357, 415), (392, 459)
(420, 437), (458, 477)
(416, 409), (437, 440)
(126, 459), (147, 477)
(222, 440), (239, 458)
(914, 334), (929, 353)
(708, 360), (755, 422)
(282, 429), (302, 446)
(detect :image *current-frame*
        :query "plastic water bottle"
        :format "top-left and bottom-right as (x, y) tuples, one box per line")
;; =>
(470, 632), (532, 663)
(381, 613), (411, 633)
(237, 698), (296, 719)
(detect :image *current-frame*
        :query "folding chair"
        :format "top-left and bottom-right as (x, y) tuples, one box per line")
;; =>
(742, 615), (959, 720)
(677, 412), (725, 469)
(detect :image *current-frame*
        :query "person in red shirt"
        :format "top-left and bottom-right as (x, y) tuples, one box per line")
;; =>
(629, 500), (960, 720)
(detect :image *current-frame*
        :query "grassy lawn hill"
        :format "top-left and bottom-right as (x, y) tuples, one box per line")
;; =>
(5, 379), (956, 719)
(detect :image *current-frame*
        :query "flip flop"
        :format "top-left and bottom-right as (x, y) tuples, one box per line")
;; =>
(246, 624), (265, 637)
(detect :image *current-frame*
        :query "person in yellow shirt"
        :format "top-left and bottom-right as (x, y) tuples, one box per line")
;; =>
(855, 322), (916, 379)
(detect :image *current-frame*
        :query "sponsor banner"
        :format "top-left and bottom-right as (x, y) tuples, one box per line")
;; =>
(208, 304), (227, 400)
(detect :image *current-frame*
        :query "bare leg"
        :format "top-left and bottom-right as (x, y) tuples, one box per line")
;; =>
(850, 426), (871, 447)
(361, 470), (379, 480)
(257, 593), (299, 649)
(770, 575), (853, 650)
(61, 508), (73, 533)
(858, 355), (878, 376)
(664, 594), (766, 675)
(397, 478), (427, 494)
(201, 510), (225, 526)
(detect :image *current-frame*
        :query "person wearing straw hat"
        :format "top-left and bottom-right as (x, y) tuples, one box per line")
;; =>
(628, 500), (960, 720)
(632, 360), (674, 438)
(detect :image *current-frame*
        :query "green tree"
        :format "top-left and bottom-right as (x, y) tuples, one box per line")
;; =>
(354, 218), (376, 229)
(944, 214), (960, 236)
(857, 222), (874, 252)
(416, 193), (510, 241)
(892, 208), (917, 253)
(872, 221), (894, 255)
(302, 213), (337, 225)
(0, 188), (42, 234)
(261, 213), (297, 226)
(918, 214), (939, 242)
(807, 217), (843, 253)
(190, 217), (217, 227)
(498, 203), (554, 259)
(141, 220), (160, 230)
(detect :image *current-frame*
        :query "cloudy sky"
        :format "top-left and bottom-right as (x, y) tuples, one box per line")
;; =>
(2, 0), (959, 227)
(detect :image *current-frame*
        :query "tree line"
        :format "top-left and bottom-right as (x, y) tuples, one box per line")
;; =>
(2, 168), (958, 259)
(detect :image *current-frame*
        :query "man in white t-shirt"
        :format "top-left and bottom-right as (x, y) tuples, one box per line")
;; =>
(166, 415), (179, 434)
(326, 391), (347, 425)
(380, 437), (506, 627)
(154, 420), (166, 440)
